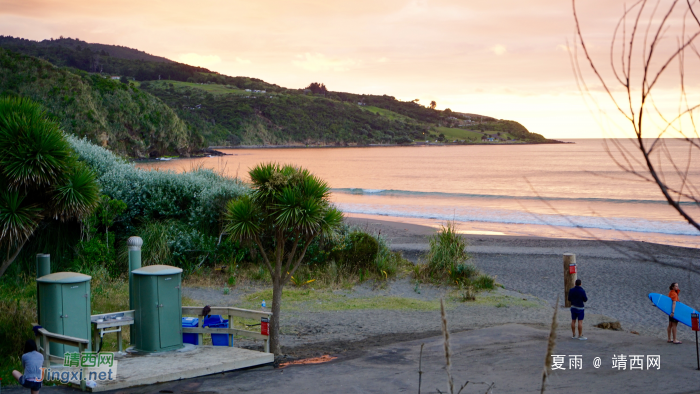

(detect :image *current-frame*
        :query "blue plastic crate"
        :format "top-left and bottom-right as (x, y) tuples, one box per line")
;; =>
(182, 317), (199, 345)
(209, 320), (230, 346)
(203, 315), (224, 327)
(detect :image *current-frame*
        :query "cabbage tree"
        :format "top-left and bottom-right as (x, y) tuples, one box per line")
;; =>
(224, 163), (343, 355)
(0, 97), (99, 277)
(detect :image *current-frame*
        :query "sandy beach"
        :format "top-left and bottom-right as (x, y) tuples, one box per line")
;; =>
(347, 216), (700, 341)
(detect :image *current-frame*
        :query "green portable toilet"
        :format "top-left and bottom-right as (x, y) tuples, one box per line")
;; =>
(37, 272), (91, 356)
(132, 265), (183, 352)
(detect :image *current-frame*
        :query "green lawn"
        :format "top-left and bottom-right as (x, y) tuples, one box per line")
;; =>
(361, 106), (413, 121)
(435, 127), (485, 141)
(241, 288), (440, 312)
(152, 80), (250, 95)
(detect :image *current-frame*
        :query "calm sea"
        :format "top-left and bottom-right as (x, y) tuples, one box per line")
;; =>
(138, 139), (700, 248)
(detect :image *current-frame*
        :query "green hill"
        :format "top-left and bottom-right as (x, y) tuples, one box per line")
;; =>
(0, 48), (201, 157)
(141, 80), (427, 146)
(0, 36), (553, 152)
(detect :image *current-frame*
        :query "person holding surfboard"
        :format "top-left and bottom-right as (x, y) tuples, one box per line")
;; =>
(667, 282), (682, 344)
(568, 279), (588, 340)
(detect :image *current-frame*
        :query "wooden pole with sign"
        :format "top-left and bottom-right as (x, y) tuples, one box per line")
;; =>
(563, 253), (577, 308)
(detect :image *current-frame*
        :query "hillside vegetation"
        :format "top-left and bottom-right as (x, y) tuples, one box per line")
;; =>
(141, 80), (428, 146)
(0, 48), (202, 157)
(0, 35), (554, 154)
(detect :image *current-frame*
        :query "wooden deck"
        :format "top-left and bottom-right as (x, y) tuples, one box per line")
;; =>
(70, 344), (273, 392)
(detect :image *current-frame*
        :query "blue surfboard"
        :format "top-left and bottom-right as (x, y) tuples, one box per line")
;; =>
(649, 293), (699, 328)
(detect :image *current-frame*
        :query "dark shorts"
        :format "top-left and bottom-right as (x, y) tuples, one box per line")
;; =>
(669, 315), (679, 323)
(571, 308), (585, 321)
(19, 375), (42, 391)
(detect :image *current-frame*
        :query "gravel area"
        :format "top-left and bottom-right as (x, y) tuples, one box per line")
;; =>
(351, 217), (700, 341)
(184, 279), (617, 359)
(182, 217), (699, 358)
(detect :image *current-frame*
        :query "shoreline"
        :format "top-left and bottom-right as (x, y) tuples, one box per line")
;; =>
(132, 141), (572, 162)
(208, 140), (571, 150)
(345, 215), (700, 341)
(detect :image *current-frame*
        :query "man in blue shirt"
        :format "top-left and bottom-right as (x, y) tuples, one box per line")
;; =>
(568, 279), (588, 340)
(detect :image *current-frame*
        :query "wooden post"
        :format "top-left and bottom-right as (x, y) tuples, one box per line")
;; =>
(198, 314), (204, 346)
(563, 253), (577, 307)
(228, 314), (233, 347)
(79, 342), (86, 391)
(41, 333), (49, 368)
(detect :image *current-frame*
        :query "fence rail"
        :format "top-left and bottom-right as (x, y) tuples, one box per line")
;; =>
(32, 323), (89, 391)
(181, 306), (272, 353)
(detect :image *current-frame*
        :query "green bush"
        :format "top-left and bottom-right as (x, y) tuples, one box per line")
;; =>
(424, 221), (469, 280)
(330, 230), (379, 271)
(0, 277), (37, 386)
(68, 136), (248, 233)
(348, 232), (379, 269)
(450, 263), (479, 283)
(472, 274), (495, 290)
(416, 221), (495, 290)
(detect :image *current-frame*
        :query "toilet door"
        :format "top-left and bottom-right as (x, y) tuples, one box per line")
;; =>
(157, 275), (181, 348)
(61, 282), (89, 353)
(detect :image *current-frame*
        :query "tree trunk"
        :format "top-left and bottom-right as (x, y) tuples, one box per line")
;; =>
(270, 277), (283, 355)
(0, 239), (28, 277)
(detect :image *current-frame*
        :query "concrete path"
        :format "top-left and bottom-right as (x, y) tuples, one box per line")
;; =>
(12, 323), (700, 394)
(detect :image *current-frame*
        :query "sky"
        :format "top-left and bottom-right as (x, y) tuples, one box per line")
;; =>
(1, 0), (699, 139)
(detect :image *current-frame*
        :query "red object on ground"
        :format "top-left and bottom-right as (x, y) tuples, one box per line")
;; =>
(569, 264), (577, 274)
(261, 317), (269, 336)
(279, 355), (337, 368)
(692, 313), (699, 331)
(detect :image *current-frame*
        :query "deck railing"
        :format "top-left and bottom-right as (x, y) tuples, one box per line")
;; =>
(31, 323), (90, 391)
(181, 306), (273, 353)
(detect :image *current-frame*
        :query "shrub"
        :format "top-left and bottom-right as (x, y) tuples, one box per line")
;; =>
(472, 274), (495, 290)
(68, 136), (248, 234)
(0, 276), (37, 385)
(336, 231), (379, 271)
(415, 221), (496, 290)
(423, 221), (469, 280)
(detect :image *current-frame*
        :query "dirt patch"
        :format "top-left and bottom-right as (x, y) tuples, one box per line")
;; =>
(261, 329), (449, 365)
(595, 321), (623, 331)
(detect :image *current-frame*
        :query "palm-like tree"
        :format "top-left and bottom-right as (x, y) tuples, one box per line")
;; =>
(224, 163), (343, 355)
(0, 97), (100, 277)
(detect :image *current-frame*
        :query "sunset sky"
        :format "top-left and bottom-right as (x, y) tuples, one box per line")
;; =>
(2, 0), (699, 139)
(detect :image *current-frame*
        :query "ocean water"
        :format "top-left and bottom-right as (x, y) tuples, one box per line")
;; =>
(138, 139), (700, 248)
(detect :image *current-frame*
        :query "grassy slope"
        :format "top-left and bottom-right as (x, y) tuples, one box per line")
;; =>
(360, 105), (414, 121)
(142, 82), (429, 146)
(0, 36), (552, 148)
(144, 82), (549, 146)
(152, 80), (250, 95)
(0, 49), (202, 157)
(435, 127), (485, 141)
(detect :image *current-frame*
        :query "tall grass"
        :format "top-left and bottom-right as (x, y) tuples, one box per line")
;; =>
(415, 221), (495, 292)
(0, 274), (37, 386)
(426, 221), (470, 278)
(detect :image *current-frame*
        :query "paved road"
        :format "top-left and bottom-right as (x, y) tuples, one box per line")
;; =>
(12, 324), (699, 394)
